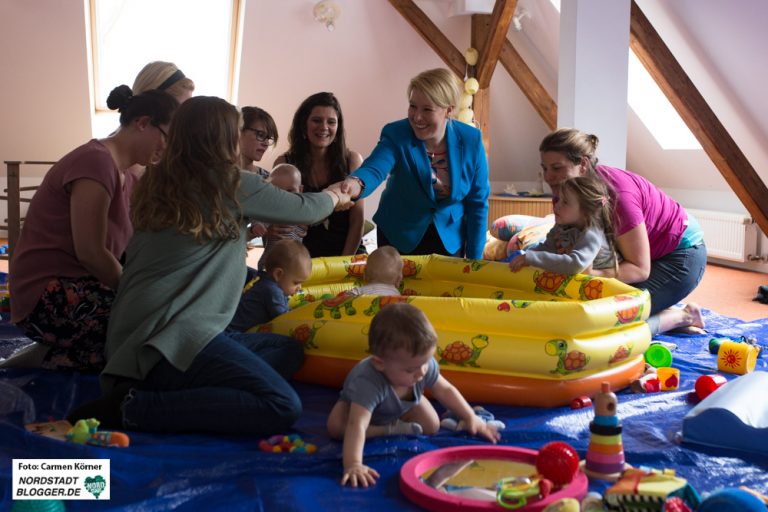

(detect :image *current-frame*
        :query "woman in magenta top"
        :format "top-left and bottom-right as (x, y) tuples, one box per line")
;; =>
(539, 128), (707, 335)
(10, 86), (177, 371)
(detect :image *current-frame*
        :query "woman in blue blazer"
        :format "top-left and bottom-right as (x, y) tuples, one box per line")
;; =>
(342, 68), (489, 259)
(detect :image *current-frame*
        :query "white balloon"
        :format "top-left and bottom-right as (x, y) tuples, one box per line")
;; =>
(464, 78), (480, 95)
(458, 108), (474, 124)
(464, 47), (479, 66)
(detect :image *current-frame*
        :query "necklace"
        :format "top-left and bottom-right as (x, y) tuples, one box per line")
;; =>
(428, 149), (446, 163)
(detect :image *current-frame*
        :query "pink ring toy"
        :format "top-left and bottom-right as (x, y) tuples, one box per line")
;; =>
(400, 445), (588, 511)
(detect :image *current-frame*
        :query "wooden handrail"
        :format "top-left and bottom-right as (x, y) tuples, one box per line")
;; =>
(2, 161), (55, 267)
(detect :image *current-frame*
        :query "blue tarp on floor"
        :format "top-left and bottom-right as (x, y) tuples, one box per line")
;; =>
(1, 308), (767, 511)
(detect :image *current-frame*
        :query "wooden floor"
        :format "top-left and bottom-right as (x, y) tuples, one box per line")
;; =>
(684, 263), (767, 321)
(2, 245), (766, 321)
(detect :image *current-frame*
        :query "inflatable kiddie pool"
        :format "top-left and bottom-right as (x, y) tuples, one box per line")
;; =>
(249, 254), (651, 407)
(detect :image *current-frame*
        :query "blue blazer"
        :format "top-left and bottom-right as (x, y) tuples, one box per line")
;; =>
(352, 119), (489, 259)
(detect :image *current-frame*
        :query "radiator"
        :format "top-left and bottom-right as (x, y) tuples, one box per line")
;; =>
(686, 208), (757, 262)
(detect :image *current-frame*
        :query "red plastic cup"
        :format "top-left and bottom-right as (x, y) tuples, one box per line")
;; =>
(695, 374), (727, 400)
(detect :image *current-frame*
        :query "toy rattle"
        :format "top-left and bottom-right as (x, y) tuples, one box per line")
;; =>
(66, 418), (130, 448)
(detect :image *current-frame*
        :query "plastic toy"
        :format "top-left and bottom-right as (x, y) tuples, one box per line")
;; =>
(583, 382), (627, 481)
(664, 497), (692, 511)
(496, 475), (550, 509)
(580, 492), (607, 511)
(644, 343), (672, 368)
(698, 488), (766, 512)
(709, 335), (763, 357)
(265, 254), (652, 408)
(717, 341), (758, 374)
(604, 468), (701, 510)
(535, 442), (580, 486)
(694, 374), (727, 401)
(541, 498), (580, 512)
(656, 367), (680, 391)
(569, 396), (592, 409)
(440, 405), (506, 432)
(66, 418), (129, 448)
(630, 372), (660, 393)
(683, 371), (768, 455)
(400, 445), (588, 512)
(258, 434), (317, 454)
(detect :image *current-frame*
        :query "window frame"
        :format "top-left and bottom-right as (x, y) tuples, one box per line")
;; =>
(87, 0), (243, 113)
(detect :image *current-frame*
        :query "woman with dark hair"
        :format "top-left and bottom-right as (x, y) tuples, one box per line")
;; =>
(538, 127), (707, 335)
(275, 92), (365, 257)
(239, 106), (278, 178)
(9, 86), (178, 371)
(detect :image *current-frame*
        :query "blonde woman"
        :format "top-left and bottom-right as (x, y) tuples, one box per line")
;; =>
(125, 62), (195, 186)
(132, 61), (195, 102)
(341, 68), (489, 259)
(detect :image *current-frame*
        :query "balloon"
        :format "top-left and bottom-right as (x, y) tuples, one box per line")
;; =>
(458, 108), (474, 124)
(464, 47), (479, 65)
(464, 77), (480, 95)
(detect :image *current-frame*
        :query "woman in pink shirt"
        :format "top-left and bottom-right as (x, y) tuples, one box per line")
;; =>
(539, 128), (707, 335)
(9, 86), (178, 371)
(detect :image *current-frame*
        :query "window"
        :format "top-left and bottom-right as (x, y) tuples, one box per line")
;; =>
(627, 51), (701, 150)
(89, 0), (241, 112)
(549, 0), (700, 150)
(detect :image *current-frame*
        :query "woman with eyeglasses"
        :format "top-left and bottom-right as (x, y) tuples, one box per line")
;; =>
(275, 92), (366, 257)
(8, 86), (178, 372)
(240, 106), (278, 179)
(123, 62), (195, 191)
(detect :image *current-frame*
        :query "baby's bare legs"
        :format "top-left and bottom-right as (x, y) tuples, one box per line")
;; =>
(401, 397), (440, 435)
(328, 399), (437, 439)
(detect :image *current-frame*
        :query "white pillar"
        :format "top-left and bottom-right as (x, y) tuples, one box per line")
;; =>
(558, 0), (631, 168)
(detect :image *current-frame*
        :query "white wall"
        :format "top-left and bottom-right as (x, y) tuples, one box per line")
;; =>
(0, 1), (92, 181)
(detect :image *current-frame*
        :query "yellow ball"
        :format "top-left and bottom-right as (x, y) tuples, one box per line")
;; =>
(459, 93), (473, 110)
(464, 47), (479, 66)
(464, 77), (480, 95)
(458, 108), (474, 124)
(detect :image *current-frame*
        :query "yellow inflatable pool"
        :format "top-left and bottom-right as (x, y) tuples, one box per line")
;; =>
(249, 254), (651, 407)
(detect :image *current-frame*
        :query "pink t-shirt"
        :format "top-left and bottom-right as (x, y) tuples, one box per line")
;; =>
(10, 140), (133, 322)
(596, 164), (687, 260)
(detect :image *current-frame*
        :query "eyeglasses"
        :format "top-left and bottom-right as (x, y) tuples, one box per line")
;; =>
(243, 127), (275, 145)
(152, 123), (168, 142)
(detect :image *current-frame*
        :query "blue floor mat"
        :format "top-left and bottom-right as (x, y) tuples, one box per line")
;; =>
(1, 308), (767, 511)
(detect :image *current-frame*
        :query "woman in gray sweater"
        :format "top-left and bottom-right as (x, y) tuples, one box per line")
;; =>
(69, 96), (349, 435)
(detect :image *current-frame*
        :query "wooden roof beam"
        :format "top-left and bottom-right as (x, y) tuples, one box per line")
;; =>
(630, 0), (768, 235)
(475, 0), (517, 88)
(499, 39), (557, 130)
(388, 0), (465, 77)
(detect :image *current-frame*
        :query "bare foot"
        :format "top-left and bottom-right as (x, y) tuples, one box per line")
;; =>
(672, 303), (706, 334)
(684, 303), (705, 329)
(656, 303), (707, 335)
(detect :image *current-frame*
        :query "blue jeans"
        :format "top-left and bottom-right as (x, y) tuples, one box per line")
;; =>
(122, 332), (304, 435)
(633, 243), (707, 316)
